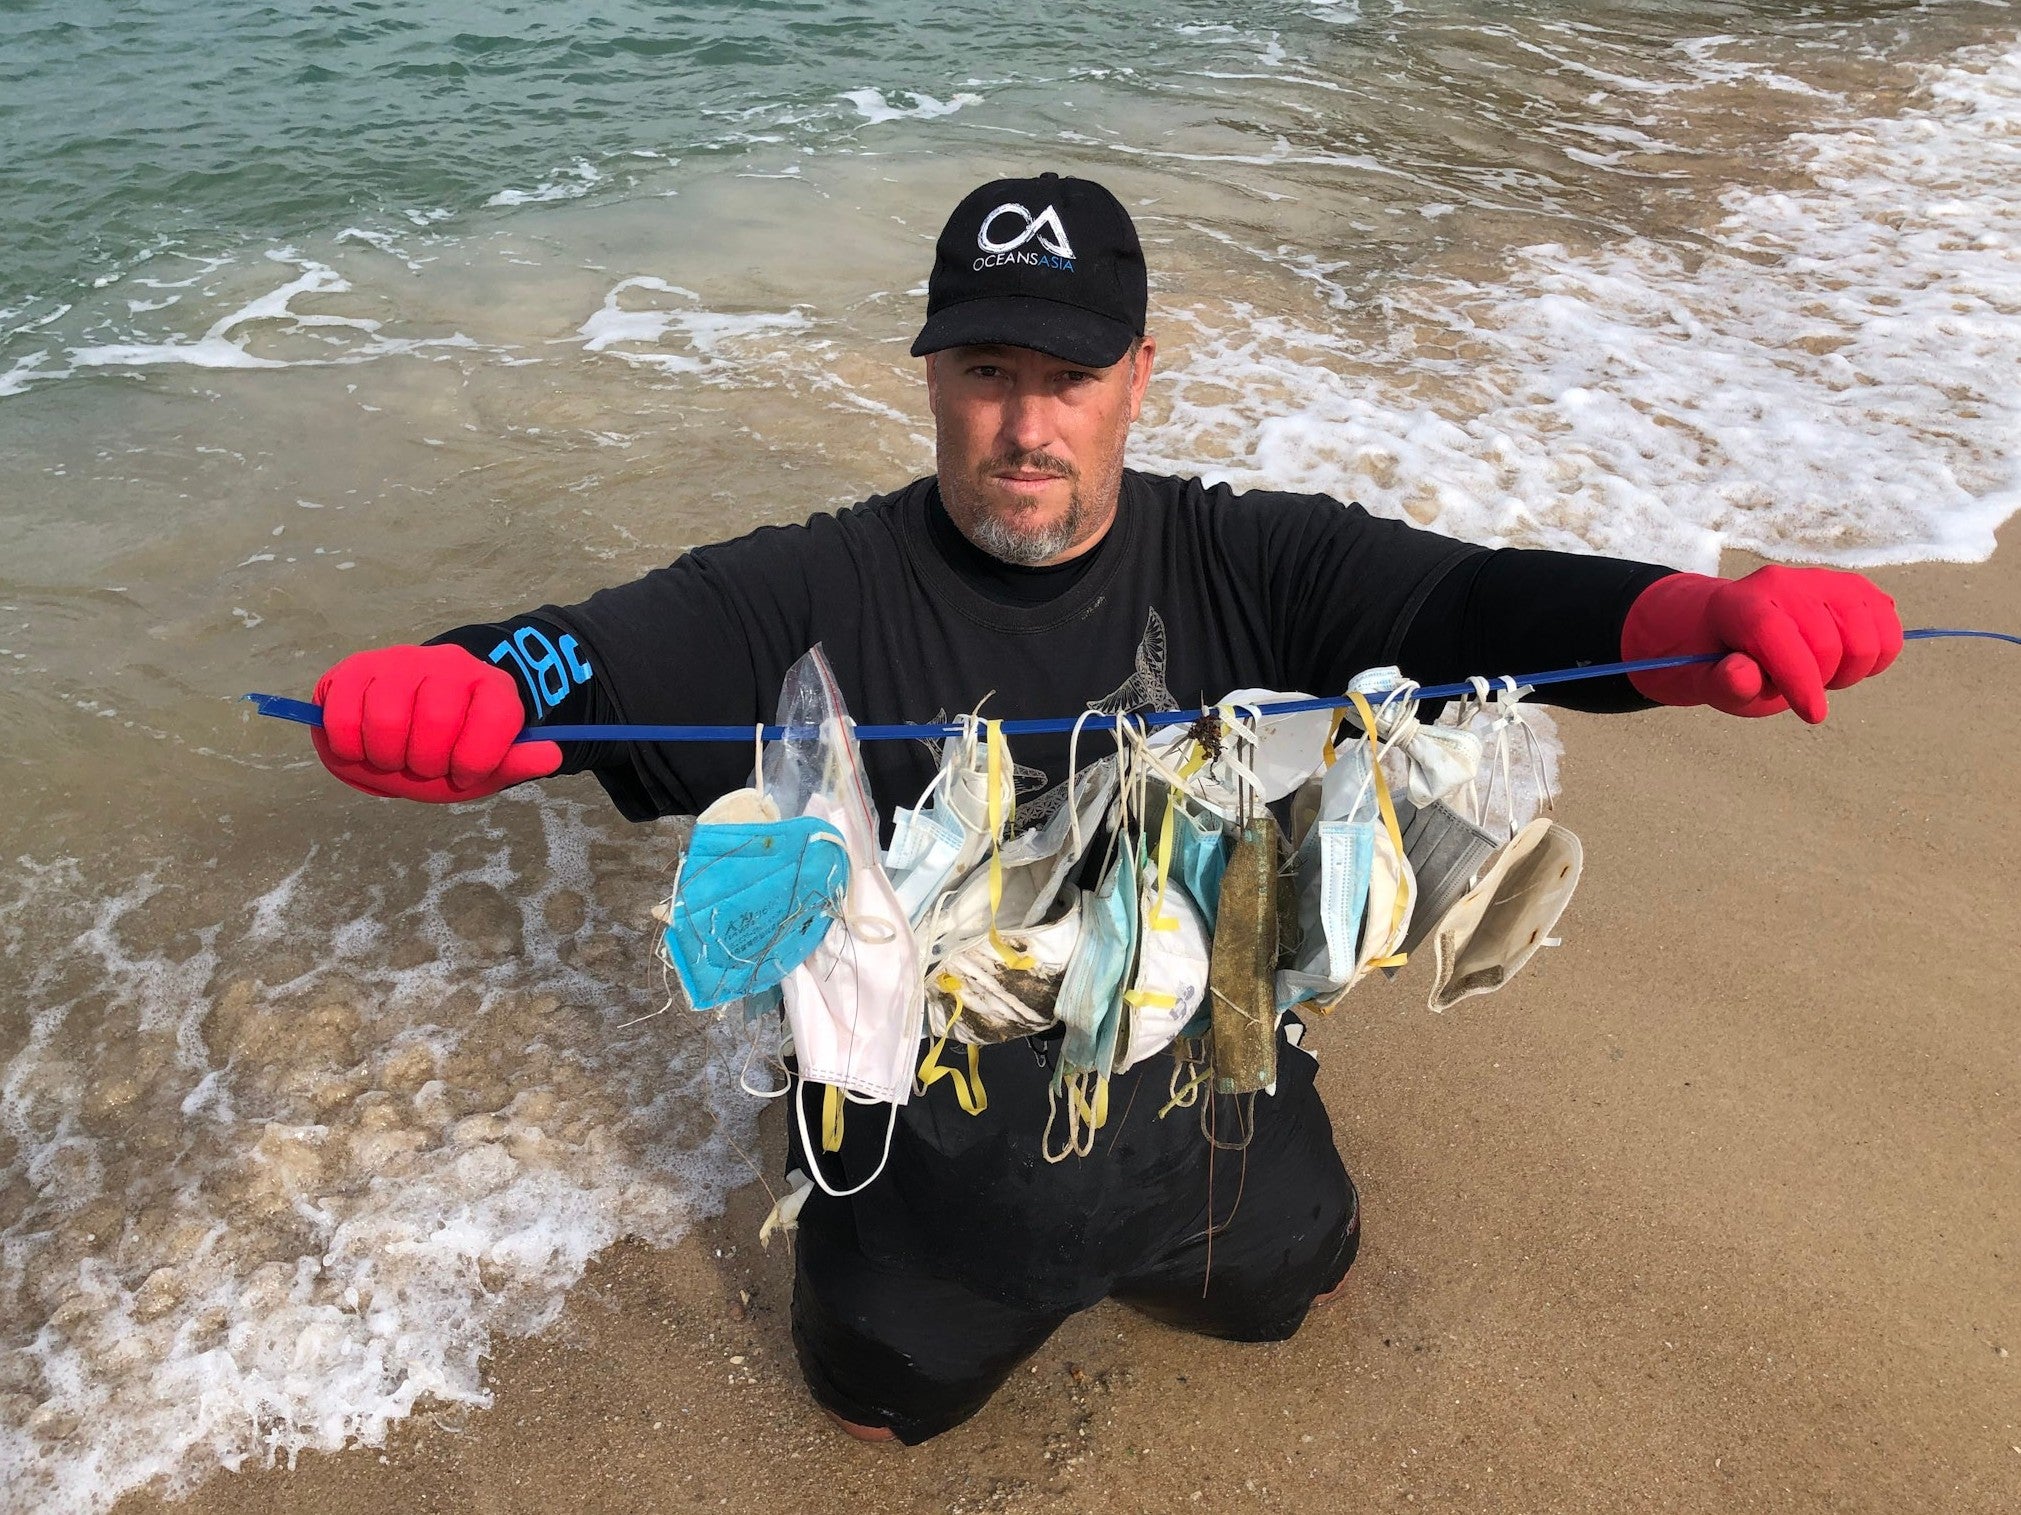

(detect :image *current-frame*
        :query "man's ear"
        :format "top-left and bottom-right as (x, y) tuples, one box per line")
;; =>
(924, 351), (941, 410)
(1127, 336), (1157, 422)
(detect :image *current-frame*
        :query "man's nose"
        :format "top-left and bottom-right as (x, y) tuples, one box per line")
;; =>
(999, 386), (1056, 456)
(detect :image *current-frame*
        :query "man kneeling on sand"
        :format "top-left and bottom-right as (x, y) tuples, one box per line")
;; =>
(306, 172), (1901, 1442)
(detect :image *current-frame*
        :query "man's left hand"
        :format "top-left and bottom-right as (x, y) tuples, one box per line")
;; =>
(1620, 565), (1903, 723)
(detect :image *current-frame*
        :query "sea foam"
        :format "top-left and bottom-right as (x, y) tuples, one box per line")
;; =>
(1135, 40), (2021, 571)
(0, 792), (752, 1515)
(579, 276), (812, 378)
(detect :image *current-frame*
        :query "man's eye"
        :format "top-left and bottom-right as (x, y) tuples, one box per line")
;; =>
(969, 364), (1003, 379)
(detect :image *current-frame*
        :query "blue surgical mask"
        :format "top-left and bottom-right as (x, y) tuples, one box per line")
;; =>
(1055, 832), (1140, 1084)
(664, 815), (850, 1011)
(1276, 818), (1377, 1011)
(1167, 797), (1230, 934)
(884, 801), (968, 925)
(885, 723), (1012, 929)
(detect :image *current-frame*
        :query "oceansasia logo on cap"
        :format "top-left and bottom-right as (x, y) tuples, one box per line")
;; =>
(974, 201), (1076, 269)
(911, 171), (1148, 368)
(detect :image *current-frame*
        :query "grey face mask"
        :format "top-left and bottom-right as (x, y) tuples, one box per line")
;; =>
(1392, 793), (1502, 961)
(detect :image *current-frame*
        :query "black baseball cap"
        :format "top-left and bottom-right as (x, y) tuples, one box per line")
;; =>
(910, 172), (1147, 368)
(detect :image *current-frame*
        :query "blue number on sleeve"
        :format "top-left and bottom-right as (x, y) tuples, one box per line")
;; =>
(560, 634), (592, 684)
(514, 627), (572, 711)
(488, 626), (592, 718)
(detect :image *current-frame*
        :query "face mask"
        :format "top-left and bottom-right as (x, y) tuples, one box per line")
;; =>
(1165, 790), (1231, 934)
(1354, 815), (1415, 989)
(883, 722), (1011, 926)
(1275, 689), (1415, 1012)
(1428, 818), (1582, 1012)
(1335, 665), (1485, 809)
(1393, 794), (1501, 961)
(1045, 833), (1139, 1158)
(1151, 689), (1333, 820)
(784, 780), (926, 1196)
(921, 753), (1119, 964)
(884, 802), (968, 924)
(1208, 815), (1281, 1097)
(915, 887), (1083, 1122)
(759, 648), (926, 1200)
(662, 807), (851, 1012)
(1116, 859), (1211, 1074)
(1399, 724), (1484, 808)
(783, 781), (924, 1102)
(1275, 817), (1376, 1012)
(926, 888), (1083, 1046)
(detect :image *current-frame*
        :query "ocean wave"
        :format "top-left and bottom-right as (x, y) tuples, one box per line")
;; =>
(0, 792), (753, 1515)
(0, 250), (481, 399)
(579, 276), (813, 378)
(485, 159), (605, 208)
(838, 87), (983, 125)
(1135, 39), (2021, 570)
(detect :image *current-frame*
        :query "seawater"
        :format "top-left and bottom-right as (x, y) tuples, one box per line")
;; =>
(3, 2), (2019, 1510)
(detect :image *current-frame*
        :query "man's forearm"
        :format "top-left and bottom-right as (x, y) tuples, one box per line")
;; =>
(1393, 547), (1676, 712)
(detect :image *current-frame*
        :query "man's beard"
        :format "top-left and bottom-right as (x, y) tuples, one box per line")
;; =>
(940, 448), (1113, 566)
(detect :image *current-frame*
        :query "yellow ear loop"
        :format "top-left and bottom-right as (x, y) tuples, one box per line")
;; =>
(1346, 690), (1411, 973)
(983, 719), (1036, 972)
(917, 973), (987, 1116)
(821, 1082), (845, 1152)
(1319, 705), (1348, 769)
(1067, 1071), (1108, 1146)
(1146, 788), (1180, 932)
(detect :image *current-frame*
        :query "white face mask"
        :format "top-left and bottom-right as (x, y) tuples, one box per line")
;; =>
(1354, 815), (1415, 984)
(1327, 665), (1486, 809)
(927, 887), (1083, 1045)
(784, 781), (924, 1104)
(773, 709), (926, 1199)
(1116, 860), (1211, 1073)
(1428, 818), (1582, 1012)
(1151, 689), (1333, 820)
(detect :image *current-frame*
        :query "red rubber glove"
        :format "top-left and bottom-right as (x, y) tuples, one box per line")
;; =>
(1621, 565), (1902, 723)
(311, 644), (563, 801)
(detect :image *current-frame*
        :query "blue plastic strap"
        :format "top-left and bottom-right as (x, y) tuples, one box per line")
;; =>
(244, 627), (2018, 744)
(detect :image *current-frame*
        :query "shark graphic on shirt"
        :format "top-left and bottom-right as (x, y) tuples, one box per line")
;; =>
(1017, 607), (1175, 831)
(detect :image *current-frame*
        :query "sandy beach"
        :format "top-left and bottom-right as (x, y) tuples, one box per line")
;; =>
(109, 537), (2019, 1515)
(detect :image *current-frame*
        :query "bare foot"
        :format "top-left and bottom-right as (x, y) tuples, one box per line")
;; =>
(823, 1407), (899, 1443)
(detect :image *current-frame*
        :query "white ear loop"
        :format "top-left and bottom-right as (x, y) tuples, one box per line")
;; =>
(794, 1080), (901, 1197)
(737, 1012), (792, 1099)
(1341, 694), (1417, 820)
(1092, 715), (1138, 875)
(1215, 704), (1278, 817)
(1066, 708), (1103, 861)
(1497, 676), (1554, 818)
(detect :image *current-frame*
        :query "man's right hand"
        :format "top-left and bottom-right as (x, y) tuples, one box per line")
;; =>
(312, 644), (563, 802)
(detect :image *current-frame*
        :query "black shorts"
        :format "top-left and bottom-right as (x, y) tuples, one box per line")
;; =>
(789, 1031), (1359, 1444)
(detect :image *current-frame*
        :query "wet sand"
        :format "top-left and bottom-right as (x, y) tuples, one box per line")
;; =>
(118, 539), (2020, 1515)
